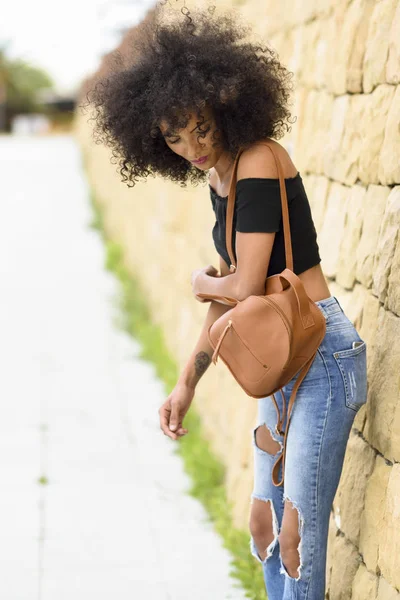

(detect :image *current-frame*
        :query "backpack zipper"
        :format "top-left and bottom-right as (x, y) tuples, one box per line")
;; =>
(212, 318), (269, 369)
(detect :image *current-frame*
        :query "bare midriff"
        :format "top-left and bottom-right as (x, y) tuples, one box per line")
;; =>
(297, 263), (331, 303)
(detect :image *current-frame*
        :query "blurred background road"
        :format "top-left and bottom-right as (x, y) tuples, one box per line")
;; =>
(0, 134), (246, 600)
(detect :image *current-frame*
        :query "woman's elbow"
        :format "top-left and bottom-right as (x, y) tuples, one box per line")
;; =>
(236, 280), (266, 302)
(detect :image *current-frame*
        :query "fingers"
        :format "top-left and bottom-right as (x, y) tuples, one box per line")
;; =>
(176, 427), (188, 436)
(159, 407), (178, 440)
(159, 406), (188, 440)
(169, 401), (180, 432)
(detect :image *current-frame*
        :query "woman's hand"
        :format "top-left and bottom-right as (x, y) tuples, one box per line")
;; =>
(158, 382), (195, 440)
(191, 264), (220, 302)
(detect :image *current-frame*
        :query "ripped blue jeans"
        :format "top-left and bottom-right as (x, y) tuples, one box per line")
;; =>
(250, 295), (367, 599)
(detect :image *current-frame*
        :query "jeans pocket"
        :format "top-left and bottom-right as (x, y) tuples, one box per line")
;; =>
(333, 340), (367, 412)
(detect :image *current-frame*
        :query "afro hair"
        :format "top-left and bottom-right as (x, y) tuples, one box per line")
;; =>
(81, 2), (296, 188)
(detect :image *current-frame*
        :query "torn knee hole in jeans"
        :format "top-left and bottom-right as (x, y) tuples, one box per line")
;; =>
(253, 423), (283, 455)
(250, 497), (279, 562)
(279, 497), (304, 581)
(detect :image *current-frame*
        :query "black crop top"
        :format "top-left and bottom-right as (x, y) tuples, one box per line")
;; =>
(209, 172), (321, 277)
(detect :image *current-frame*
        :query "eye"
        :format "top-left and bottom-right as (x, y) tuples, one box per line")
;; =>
(198, 125), (211, 136)
(167, 124), (211, 145)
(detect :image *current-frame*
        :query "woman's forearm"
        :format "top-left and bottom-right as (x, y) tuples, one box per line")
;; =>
(178, 300), (232, 389)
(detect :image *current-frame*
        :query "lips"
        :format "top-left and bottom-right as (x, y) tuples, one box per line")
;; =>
(191, 155), (208, 164)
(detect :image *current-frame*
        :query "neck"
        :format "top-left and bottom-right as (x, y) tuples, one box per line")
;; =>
(211, 150), (235, 187)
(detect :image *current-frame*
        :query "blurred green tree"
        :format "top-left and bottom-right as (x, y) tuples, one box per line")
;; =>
(0, 45), (54, 131)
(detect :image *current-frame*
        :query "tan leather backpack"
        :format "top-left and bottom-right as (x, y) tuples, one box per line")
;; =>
(196, 140), (326, 487)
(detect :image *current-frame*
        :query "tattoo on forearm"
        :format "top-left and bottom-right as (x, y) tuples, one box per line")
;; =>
(195, 351), (211, 377)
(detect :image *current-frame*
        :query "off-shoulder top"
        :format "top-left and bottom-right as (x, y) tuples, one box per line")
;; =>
(209, 172), (321, 277)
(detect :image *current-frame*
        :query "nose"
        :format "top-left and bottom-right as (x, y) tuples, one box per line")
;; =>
(187, 139), (206, 160)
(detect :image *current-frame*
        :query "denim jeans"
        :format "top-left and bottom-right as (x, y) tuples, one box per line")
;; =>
(250, 295), (368, 599)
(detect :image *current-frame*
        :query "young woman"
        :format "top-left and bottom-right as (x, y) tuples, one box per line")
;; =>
(86, 5), (368, 598)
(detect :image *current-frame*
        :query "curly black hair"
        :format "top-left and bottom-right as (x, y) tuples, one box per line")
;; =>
(81, 2), (295, 188)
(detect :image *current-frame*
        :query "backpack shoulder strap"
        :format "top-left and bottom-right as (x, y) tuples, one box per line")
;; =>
(225, 140), (294, 272)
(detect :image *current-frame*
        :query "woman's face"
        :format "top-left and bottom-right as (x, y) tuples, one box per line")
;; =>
(159, 106), (223, 170)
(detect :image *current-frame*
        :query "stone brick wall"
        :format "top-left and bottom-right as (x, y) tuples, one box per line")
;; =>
(76, 1), (400, 596)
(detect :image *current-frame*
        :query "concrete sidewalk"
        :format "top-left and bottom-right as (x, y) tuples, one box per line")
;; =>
(0, 134), (247, 600)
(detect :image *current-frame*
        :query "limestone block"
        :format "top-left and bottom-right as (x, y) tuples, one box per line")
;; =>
(346, 0), (375, 93)
(363, 0), (398, 93)
(241, 4), (275, 40)
(177, 300), (199, 363)
(198, 370), (230, 449)
(264, 0), (315, 32)
(351, 563), (379, 600)
(329, 533), (361, 600)
(359, 85), (396, 185)
(359, 455), (391, 573)
(319, 87), (371, 184)
(391, 398), (400, 464)
(321, 0), (336, 17)
(353, 401), (367, 435)
(379, 464), (400, 589)
(379, 86), (400, 185)
(344, 283), (369, 331)
(318, 182), (349, 278)
(326, 281), (353, 314)
(364, 307), (400, 460)
(337, 184), (366, 289)
(303, 175), (330, 233)
(387, 232), (400, 317)
(329, 0), (374, 95)
(227, 389), (256, 468)
(269, 31), (292, 71)
(358, 293), (380, 423)
(232, 464), (255, 529)
(314, 18), (332, 90)
(326, 511), (338, 593)
(386, 1), (400, 84)
(323, 95), (349, 182)
(339, 94), (369, 185)
(372, 186), (400, 304)
(297, 0), (320, 24)
(276, 28), (296, 79)
(377, 576), (400, 600)
(297, 91), (335, 175)
(239, 1), (278, 38)
(301, 20), (322, 90)
(356, 184), (392, 288)
(229, 402), (259, 527)
(288, 25), (306, 88)
(333, 431), (376, 547)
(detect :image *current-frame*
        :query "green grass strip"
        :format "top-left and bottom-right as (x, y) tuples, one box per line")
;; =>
(87, 185), (267, 599)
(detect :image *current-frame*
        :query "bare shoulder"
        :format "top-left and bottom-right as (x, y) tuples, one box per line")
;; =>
(236, 138), (298, 181)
